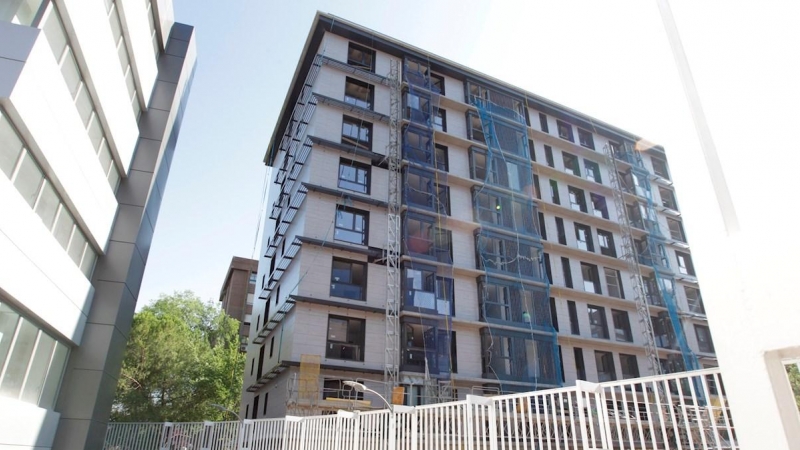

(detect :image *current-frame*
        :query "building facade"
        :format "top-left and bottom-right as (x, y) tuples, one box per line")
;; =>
(0, 1), (195, 449)
(219, 256), (259, 352)
(242, 12), (714, 419)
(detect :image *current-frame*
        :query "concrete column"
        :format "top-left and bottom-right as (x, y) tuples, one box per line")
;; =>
(52, 23), (196, 450)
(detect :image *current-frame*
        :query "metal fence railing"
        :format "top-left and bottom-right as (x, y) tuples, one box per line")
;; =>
(105, 367), (737, 450)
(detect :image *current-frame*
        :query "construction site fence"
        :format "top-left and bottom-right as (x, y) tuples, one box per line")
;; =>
(104, 367), (737, 450)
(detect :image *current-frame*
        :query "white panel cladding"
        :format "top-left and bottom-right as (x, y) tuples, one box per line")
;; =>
(319, 32), (349, 64)
(7, 29), (116, 251)
(452, 323), (481, 377)
(0, 397), (61, 449)
(443, 75), (465, 104)
(152, 0), (174, 52)
(447, 180), (472, 224)
(453, 275), (479, 322)
(60, 0), (139, 172)
(119, 0), (158, 104)
(0, 177), (92, 344)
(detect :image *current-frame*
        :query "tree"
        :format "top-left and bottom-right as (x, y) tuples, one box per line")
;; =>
(111, 291), (245, 422)
(786, 363), (800, 411)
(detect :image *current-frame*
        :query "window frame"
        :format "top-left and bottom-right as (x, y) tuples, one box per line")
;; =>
(611, 309), (633, 342)
(337, 158), (371, 194)
(568, 301), (580, 335)
(434, 144), (449, 172)
(581, 262), (602, 294)
(620, 353), (640, 379)
(667, 217), (686, 242)
(334, 205), (369, 246)
(568, 186), (588, 213)
(597, 229), (616, 257)
(604, 267), (624, 299)
(584, 159), (601, 183)
(574, 223), (594, 252)
(341, 115), (373, 150)
(539, 113), (549, 133)
(326, 315), (366, 361)
(587, 304), (609, 339)
(577, 128), (595, 149)
(405, 213), (453, 263)
(433, 107), (447, 132)
(595, 350), (617, 382)
(343, 77), (375, 110)
(694, 324), (715, 353)
(556, 120), (574, 142)
(329, 258), (367, 301)
(561, 256), (573, 288)
(562, 152), (581, 177)
(675, 251), (695, 276)
(347, 42), (376, 72)
(544, 145), (554, 167)
(550, 179), (560, 205)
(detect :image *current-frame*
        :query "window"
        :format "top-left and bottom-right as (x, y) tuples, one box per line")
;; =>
(584, 159), (601, 183)
(667, 217), (686, 242)
(252, 396), (259, 418)
(326, 316), (366, 361)
(581, 263), (601, 294)
(481, 332), (557, 383)
(539, 113), (549, 133)
(334, 206), (368, 245)
(406, 169), (449, 215)
(590, 194), (608, 219)
(431, 73), (445, 94)
(537, 212), (547, 240)
(468, 114), (485, 143)
(404, 126), (434, 166)
(528, 139), (536, 161)
(476, 233), (543, 280)
(342, 116), (372, 150)
(597, 229), (616, 257)
(574, 348), (586, 380)
(651, 156), (670, 180)
(347, 42), (375, 71)
(405, 91), (431, 125)
(532, 174), (541, 200)
(620, 354), (640, 379)
(605, 268), (624, 299)
(578, 129), (594, 149)
(549, 298), (559, 331)
(338, 159), (371, 194)
(480, 281), (550, 328)
(434, 144), (449, 172)
(685, 286), (705, 314)
(474, 189), (536, 234)
(550, 179), (560, 205)
(587, 305), (608, 339)
(330, 258), (367, 301)
(561, 257), (573, 288)
(403, 265), (453, 315)
(562, 152), (580, 176)
(269, 336), (275, 358)
(402, 321), (454, 374)
(470, 148), (531, 192)
(574, 223), (594, 252)
(695, 325), (715, 353)
(323, 379), (365, 400)
(0, 301), (69, 409)
(555, 217), (566, 245)
(675, 251), (695, 276)
(568, 301), (580, 335)
(544, 145), (554, 167)
(652, 315), (674, 349)
(344, 78), (374, 110)
(406, 215), (452, 263)
(543, 253), (552, 283)
(433, 108), (447, 132)
(557, 120), (573, 142)
(263, 393), (268, 415)
(659, 187), (678, 210)
(612, 310), (632, 342)
(595, 351), (616, 382)
(249, 272), (257, 284)
(568, 186), (587, 213)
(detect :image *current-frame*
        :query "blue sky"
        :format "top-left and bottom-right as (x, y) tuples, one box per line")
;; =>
(137, 0), (798, 306)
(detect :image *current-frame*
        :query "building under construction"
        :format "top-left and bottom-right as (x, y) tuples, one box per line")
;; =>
(241, 12), (716, 419)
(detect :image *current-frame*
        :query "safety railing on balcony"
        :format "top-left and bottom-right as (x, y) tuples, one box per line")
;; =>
(105, 367), (737, 450)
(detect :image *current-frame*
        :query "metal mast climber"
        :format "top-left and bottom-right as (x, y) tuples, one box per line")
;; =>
(603, 143), (662, 376)
(383, 59), (402, 399)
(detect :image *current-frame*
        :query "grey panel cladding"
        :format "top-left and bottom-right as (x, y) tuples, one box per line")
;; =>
(52, 22), (197, 450)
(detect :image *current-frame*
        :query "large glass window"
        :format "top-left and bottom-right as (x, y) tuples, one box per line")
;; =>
(0, 301), (69, 409)
(341, 116), (372, 150)
(403, 265), (453, 315)
(474, 189), (536, 234)
(347, 42), (375, 72)
(611, 309), (632, 342)
(334, 206), (368, 246)
(595, 350), (616, 382)
(338, 159), (370, 194)
(326, 316), (365, 361)
(343, 77), (374, 110)
(404, 127), (434, 166)
(587, 305), (609, 339)
(405, 169), (449, 215)
(597, 229), (616, 257)
(620, 354), (640, 379)
(330, 258), (366, 301)
(404, 91), (431, 125)
(402, 321), (454, 375)
(481, 331), (558, 384)
(581, 262), (601, 294)
(406, 216), (452, 263)
(470, 148), (530, 192)
(480, 280), (551, 329)
(477, 234), (542, 280)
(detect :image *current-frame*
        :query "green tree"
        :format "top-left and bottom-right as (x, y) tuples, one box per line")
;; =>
(787, 363), (800, 411)
(111, 291), (245, 422)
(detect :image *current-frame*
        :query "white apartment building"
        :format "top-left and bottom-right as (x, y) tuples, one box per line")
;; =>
(243, 12), (715, 419)
(0, 1), (195, 449)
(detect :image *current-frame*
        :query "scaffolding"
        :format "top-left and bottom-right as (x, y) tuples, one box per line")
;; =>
(606, 142), (699, 374)
(397, 56), (456, 404)
(469, 82), (561, 393)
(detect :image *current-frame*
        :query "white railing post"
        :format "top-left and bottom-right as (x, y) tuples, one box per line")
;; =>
(159, 422), (174, 450)
(201, 421), (214, 450)
(576, 381), (608, 450)
(238, 419), (254, 450)
(390, 405), (414, 450)
(336, 410), (358, 450)
(467, 395), (496, 450)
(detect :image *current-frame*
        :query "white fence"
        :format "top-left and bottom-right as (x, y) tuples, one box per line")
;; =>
(105, 368), (737, 450)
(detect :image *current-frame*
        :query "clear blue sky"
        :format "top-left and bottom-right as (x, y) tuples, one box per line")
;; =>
(138, 0), (798, 306)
